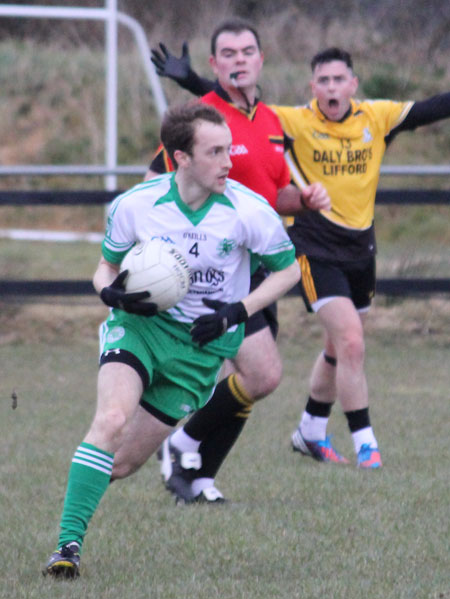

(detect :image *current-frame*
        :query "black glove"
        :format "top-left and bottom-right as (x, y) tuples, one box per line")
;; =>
(150, 42), (214, 96)
(100, 270), (158, 317)
(151, 42), (191, 84)
(191, 299), (248, 346)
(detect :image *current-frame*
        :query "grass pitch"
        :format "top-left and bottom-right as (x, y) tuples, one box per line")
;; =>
(0, 297), (449, 599)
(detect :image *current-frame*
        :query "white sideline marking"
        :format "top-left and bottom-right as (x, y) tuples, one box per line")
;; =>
(0, 228), (103, 243)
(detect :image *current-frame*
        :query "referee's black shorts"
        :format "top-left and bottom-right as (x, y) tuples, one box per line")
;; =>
(244, 265), (278, 340)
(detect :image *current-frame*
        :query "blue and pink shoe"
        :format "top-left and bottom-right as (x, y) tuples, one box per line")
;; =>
(292, 428), (349, 464)
(357, 444), (382, 468)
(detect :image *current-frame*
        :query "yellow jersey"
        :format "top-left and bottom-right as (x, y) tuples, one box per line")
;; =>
(273, 98), (413, 230)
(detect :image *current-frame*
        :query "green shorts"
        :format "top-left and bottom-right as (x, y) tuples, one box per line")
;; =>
(99, 310), (223, 423)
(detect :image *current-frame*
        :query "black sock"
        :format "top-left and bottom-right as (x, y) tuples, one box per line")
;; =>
(344, 407), (370, 433)
(184, 374), (253, 441)
(197, 415), (249, 479)
(305, 396), (333, 418)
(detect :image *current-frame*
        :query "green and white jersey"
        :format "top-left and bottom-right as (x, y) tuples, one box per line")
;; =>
(102, 173), (295, 358)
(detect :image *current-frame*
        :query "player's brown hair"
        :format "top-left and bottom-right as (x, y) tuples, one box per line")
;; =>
(160, 102), (226, 167)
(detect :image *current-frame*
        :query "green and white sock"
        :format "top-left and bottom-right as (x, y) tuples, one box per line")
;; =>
(58, 442), (114, 550)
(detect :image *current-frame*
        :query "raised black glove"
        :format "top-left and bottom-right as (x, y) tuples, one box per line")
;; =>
(150, 42), (214, 96)
(151, 42), (191, 84)
(191, 298), (248, 346)
(100, 270), (158, 317)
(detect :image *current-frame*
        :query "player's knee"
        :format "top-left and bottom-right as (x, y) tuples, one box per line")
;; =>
(263, 361), (283, 395)
(92, 407), (129, 441)
(339, 331), (365, 366)
(244, 360), (282, 399)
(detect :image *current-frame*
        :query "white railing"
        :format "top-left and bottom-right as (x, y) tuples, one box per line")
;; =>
(0, 165), (449, 177)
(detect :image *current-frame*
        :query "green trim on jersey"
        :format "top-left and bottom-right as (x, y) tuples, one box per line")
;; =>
(102, 178), (171, 264)
(259, 245), (296, 272)
(101, 174), (295, 327)
(102, 242), (129, 265)
(154, 174), (234, 226)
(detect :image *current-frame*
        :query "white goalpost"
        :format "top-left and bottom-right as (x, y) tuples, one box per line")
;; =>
(0, 1), (168, 243)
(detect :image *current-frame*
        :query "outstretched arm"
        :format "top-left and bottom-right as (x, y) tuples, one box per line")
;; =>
(394, 92), (450, 133)
(151, 42), (215, 96)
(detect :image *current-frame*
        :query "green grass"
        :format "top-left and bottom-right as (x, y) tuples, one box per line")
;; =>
(1, 26), (448, 597)
(0, 239), (100, 280)
(0, 299), (448, 599)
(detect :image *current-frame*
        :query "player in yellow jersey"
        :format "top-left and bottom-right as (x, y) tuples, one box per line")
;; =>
(140, 43), (450, 472)
(273, 47), (450, 468)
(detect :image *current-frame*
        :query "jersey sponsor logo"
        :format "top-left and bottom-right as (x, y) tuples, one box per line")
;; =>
(313, 148), (373, 176)
(314, 150), (344, 163)
(183, 232), (207, 241)
(150, 235), (176, 244)
(189, 287), (225, 295)
(190, 267), (225, 287)
(323, 163), (368, 175)
(312, 130), (330, 139)
(230, 144), (248, 156)
(217, 238), (237, 257)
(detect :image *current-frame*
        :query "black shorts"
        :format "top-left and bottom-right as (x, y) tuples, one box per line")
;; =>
(298, 255), (376, 312)
(245, 266), (278, 339)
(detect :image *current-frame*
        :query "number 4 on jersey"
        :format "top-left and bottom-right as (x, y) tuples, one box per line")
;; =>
(189, 242), (199, 257)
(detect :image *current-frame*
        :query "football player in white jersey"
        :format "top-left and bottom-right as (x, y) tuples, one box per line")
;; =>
(144, 19), (330, 504)
(43, 103), (300, 579)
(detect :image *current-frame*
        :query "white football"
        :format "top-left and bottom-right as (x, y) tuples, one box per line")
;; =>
(120, 239), (190, 311)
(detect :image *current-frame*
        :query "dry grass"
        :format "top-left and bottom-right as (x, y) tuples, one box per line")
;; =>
(278, 295), (450, 344)
(1, 295), (448, 348)
(0, 299), (107, 346)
